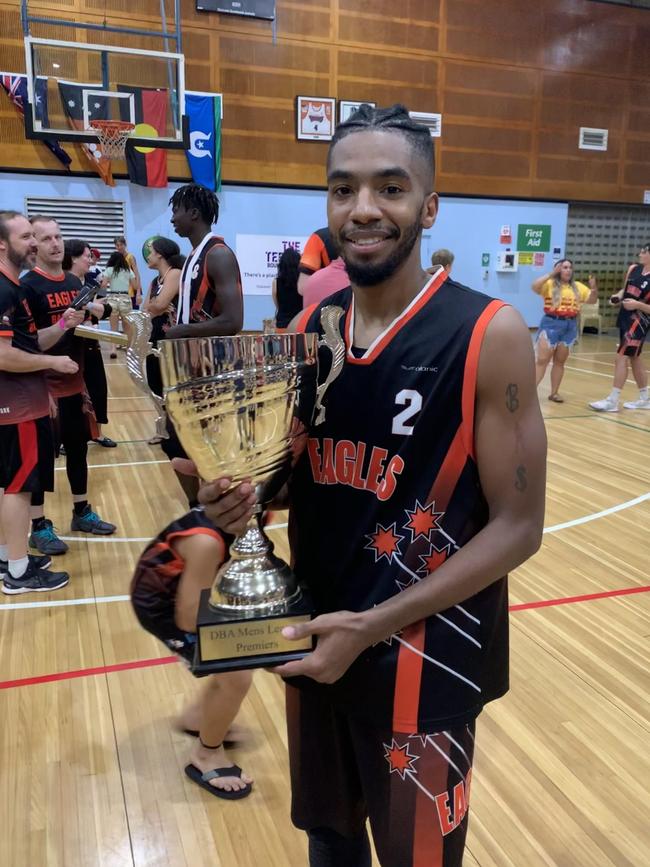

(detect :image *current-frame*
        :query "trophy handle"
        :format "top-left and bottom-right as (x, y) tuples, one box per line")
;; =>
(313, 305), (346, 426)
(122, 309), (169, 439)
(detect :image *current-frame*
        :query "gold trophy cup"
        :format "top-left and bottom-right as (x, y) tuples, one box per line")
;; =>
(160, 308), (345, 673)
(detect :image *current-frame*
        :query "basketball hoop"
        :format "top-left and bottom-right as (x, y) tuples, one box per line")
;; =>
(89, 120), (135, 159)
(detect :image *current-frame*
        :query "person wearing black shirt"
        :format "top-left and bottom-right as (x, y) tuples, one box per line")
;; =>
(23, 217), (116, 557)
(0, 211), (83, 594)
(273, 247), (302, 328)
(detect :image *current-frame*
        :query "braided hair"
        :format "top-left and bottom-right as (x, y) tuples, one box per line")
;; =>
(328, 103), (435, 186)
(169, 184), (219, 226)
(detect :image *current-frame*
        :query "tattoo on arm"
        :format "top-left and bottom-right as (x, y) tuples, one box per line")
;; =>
(505, 384), (520, 413)
(514, 465), (528, 492)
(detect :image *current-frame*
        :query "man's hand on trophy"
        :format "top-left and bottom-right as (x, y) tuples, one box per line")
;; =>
(269, 612), (370, 684)
(172, 458), (257, 535)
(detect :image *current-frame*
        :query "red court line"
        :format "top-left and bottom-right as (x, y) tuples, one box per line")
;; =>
(0, 655), (177, 691)
(510, 584), (650, 611)
(2, 584), (649, 691)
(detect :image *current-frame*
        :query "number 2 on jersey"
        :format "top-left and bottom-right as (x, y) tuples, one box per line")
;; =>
(392, 389), (422, 435)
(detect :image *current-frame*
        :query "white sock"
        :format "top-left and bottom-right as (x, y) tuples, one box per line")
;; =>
(0, 544), (8, 561)
(8, 556), (29, 579)
(639, 387), (649, 401)
(609, 387), (621, 402)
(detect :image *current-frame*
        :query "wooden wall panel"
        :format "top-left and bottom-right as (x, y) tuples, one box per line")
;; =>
(1, 0), (650, 203)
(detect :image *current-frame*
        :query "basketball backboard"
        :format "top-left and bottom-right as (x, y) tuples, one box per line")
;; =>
(24, 36), (187, 149)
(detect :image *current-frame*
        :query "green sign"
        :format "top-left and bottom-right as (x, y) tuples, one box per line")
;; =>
(517, 224), (551, 252)
(481, 252), (490, 267)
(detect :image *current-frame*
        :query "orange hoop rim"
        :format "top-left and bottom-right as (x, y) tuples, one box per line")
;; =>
(89, 120), (135, 133)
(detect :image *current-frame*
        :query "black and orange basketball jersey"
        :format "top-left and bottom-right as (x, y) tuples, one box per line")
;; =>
(299, 227), (338, 275)
(177, 234), (242, 324)
(288, 270), (509, 733)
(130, 508), (230, 622)
(619, 264), (650, 341)
(0, 269), (49, 424)
(21, 267), (85, 398)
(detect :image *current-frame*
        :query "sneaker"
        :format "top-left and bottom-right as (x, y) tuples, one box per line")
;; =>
(29, 519), (69, 555)
(91, 436), (117, 448)
(71, 504), (116, 535)
(0, 553), (52, 574)
(623, 398), (650, 410)
(110, 351), (117, 359)
(589, 397), (619, 412)
(2, 561), (69, 595)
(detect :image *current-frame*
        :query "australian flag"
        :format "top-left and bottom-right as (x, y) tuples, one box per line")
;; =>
(0, 74), (71, 169)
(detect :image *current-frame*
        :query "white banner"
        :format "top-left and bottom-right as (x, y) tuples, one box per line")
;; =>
(236, 233), (308, 295)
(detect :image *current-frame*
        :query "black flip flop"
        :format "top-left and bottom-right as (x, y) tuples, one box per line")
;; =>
(185, 763), (252, 800)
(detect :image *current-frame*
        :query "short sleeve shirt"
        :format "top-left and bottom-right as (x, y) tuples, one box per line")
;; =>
(541, 279), (590, 317)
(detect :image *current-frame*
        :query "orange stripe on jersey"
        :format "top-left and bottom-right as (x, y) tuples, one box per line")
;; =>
(412, 736), (449, 867)
(346, 268), (448, 366)
(0, 267), (20, 286)
(392, 620), (426, 732)
(166, 526), (226, 562)
(294, 303), (318, 334)
(460, 300), (506, 459)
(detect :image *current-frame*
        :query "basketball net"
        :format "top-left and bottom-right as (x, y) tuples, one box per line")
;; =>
(89, 120), (135, 159)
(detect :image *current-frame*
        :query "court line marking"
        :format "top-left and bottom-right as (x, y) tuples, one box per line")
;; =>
(2, 584), (649, 690)
(54, 520), (289, 543)
(56, 459), (168, 472)
(543, 492), (650, 533)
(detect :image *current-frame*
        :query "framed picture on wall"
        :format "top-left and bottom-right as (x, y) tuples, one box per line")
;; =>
(339, 100), (376, 123)
(296, 96), (336, 141)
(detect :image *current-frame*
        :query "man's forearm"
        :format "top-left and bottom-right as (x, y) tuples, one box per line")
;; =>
(359, 514), (542, 647)
(166, 315), (242, 339)
(38, 322), (67, 350)
(0, 344), (54, 373)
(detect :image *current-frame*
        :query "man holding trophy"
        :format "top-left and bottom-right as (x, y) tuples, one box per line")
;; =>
(158, 105), (547, 866)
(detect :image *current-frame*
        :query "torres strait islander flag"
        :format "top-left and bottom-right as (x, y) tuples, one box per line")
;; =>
(119, 86), (168, 188)
(185, 92), (222, 192)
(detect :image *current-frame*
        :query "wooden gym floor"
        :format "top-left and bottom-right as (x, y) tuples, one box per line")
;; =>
(0, 333), (648, 867)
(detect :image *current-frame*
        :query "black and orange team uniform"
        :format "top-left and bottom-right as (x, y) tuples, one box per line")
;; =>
(22, 268), (115, 541)
(0, 268), (54, 496)
(161, 234), (242, 463)
(145, 274), (177, 399)
(617, 265), (650, 357)
(287, 269), (508, 867)
(298, 227), (338, 278)
(131, 508), (230, 664)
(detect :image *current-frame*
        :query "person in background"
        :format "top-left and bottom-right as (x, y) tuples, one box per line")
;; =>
(427, 247), (454, 276)
(130, 506), (253, 800)
(589, 244), (650, 412)
(143, 237), (184, 442)
(114, 235), (141, 309)
(302, 256), (349, 309)
(532, 259), (597, 403)
(272, 247), (302, 328)
(101, 251), (137, 359)
(87, 248), (104, 292)
(64, 239), (116, 449)
(297, 227), (338, 297)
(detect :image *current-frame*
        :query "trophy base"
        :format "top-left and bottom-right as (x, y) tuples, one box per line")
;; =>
(193, 588), (315, 675)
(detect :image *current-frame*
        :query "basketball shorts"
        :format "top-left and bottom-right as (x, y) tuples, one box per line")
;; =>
(0, 416), (55, 494)
(618, 324), (647, 358)
(131, 572), (198, 668)
(286, 685), (476, 867)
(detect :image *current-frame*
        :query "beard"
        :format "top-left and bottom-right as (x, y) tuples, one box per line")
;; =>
(338, 218), (422, 288)
(8, 242), (36, 271)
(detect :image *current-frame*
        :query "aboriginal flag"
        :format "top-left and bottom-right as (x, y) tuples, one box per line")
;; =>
(119, 86), (168, 188)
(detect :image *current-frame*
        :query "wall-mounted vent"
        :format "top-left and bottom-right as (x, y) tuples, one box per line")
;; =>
(409, 111), (442, 138)
(579, 127), (608, 151)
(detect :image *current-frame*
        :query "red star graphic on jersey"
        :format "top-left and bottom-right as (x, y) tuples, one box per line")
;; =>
(383, 739), (419, 779)
(418, 541), (452, 575)
(403, 500), (444, 542)
(365, 523), (403, 563)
